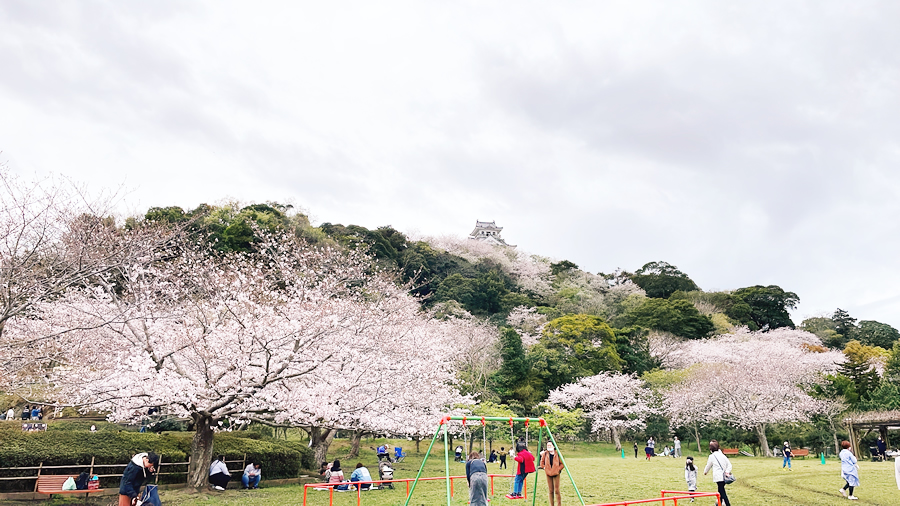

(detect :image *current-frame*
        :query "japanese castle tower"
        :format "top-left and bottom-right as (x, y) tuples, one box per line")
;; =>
(468, 220), (516, 248)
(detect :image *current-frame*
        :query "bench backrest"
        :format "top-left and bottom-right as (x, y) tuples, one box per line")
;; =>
(36, 475), (72, 493)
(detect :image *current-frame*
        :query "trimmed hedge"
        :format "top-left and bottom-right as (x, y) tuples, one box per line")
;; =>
(0, 422), (312, 492)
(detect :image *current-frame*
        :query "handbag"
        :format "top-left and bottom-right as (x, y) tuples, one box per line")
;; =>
(713, 453), (736, 484)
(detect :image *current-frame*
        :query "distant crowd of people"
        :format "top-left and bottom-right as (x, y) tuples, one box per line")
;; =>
(1, 405), (44, 421)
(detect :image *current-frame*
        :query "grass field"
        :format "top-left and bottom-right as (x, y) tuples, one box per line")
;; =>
(28, 439), (900, 505)
(157, 439), (899, 506)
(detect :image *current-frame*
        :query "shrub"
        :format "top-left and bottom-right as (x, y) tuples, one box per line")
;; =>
(0, 422), (311, 492)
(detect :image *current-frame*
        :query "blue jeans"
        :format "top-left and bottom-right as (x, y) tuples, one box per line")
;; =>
(782, 456), (791, 468)
(242, 474), (260, 488)
(513, 473), (525, 495)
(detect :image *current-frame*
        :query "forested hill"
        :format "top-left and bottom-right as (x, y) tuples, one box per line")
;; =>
(142, 201), (900, 413)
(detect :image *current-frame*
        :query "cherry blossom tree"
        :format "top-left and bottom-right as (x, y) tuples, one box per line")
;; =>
(662, 328), (844, 455)
(549, 372), (654, 450)
(285, 312), (472, 463)
(0, 169), (180, 392)
(506, 305), (547, 347)
(22, 231), (462, 488)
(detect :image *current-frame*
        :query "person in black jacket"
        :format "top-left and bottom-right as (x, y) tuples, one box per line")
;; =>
(119, 452), (159, 506)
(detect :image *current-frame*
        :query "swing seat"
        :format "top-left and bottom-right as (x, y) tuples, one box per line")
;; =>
(505, 493), (526, 500)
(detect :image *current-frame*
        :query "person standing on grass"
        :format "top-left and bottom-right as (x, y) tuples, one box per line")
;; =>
(839, 440), (860, 500)
(703, 440), (732, 506)
(466, 451), (489, 506)
(674, 437), (682, 458)
(499, 447), (508, 469)
(684, 457), (698, 503)
(782, 441), (793, 470)
(539, 442), (565, 506)
(634, 441), (639, 458)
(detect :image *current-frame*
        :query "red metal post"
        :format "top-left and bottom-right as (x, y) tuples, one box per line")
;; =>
(329, 485), (334, 506)
(303, 485), (308, 506)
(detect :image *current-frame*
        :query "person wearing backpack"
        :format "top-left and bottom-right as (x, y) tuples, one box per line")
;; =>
(119, 452), (159, 506)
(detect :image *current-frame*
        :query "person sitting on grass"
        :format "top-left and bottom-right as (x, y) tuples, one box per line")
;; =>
(350, 462), (373, 490)
(328, 459), (350, 491)
(242, 461), (262, 489)
(208, 455), (231, 490)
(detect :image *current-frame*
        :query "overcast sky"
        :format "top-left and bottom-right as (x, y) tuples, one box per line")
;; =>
(2, 1), (899, 329)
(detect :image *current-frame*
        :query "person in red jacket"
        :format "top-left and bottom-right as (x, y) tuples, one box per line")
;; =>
(509, 443), (535, 498)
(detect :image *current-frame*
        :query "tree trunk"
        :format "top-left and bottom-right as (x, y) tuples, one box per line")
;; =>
(756, 424), (771, 457)
(611, 426), (622, 451)
(347, 430), (365, 458)
(187, 414), (215, 490)
(308, 427), (337, 465)
(693, 425), (702, 453)
(415, 436), (422, 454)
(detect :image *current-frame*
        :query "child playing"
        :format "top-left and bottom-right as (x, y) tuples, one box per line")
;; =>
(685, 457), (698, 502)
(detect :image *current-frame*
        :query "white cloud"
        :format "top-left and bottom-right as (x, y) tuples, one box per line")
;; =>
(2, 0), (899, 328)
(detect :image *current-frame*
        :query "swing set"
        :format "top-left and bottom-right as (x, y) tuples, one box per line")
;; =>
(403, 415), (587, 506)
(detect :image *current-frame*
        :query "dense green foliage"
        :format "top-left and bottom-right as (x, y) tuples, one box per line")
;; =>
(731, 285), (799, 330)
(802, 309), (900, 352)
(630, 261), (699, 298)
(529, 315), (622, 394)
(623, 298), (714, 339)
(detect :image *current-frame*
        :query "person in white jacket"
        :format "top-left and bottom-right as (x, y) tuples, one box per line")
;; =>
(208, 455), (231, 490)
(703, 440), (732, 506)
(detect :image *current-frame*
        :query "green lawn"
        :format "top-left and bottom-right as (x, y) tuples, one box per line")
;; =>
(157, 440), (899, 506)
(30, 440), (900, 505)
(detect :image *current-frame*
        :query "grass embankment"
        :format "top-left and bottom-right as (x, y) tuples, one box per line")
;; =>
(31, 439), (900, 505)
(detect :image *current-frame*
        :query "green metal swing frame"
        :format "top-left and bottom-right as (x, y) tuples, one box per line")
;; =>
(403, 416), (586, 506)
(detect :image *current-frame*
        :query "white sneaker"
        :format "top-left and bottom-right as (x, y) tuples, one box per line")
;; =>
(214, 486), (225, 491)
(848, 496), (858, 500)
(839, 489), (847, 498)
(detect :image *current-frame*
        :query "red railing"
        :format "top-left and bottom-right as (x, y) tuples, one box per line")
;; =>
(588, 490), (721, 506)
(302, 473), (518, 506)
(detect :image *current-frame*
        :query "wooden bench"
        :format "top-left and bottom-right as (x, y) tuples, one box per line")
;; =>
(791, 449), (809, 459)
(721, 449), (739, 456)
(36, 475), (105, 499)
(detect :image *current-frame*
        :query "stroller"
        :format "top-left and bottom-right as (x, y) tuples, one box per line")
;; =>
(378, 461), (395, 489)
